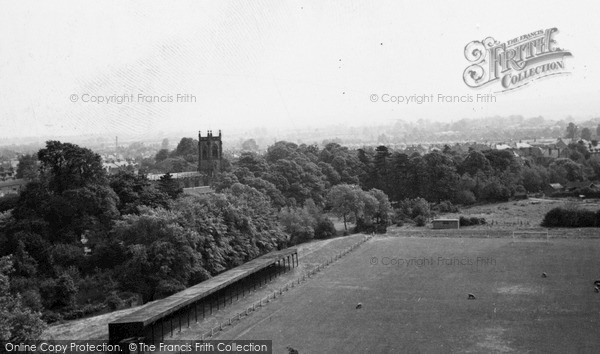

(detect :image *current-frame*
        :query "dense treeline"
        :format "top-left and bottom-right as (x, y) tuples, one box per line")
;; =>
(0, 141), (287, 340)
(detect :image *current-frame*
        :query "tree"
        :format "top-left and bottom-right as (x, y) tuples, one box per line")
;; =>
(278, 207), (315, 245)
(113, 207), (204, 302)
(368, 189), (392, 225)
(37, 141), (106, 193)
(326, 184), (362, 231)
(482, 149), (518, 173)
(173, 138), (199, 163)
(155, 149), (169, 162)
(522, 165), (548, 193)
(175, 137), (198, 155)
(55, 273), (78, 308)
(109, 171), (170, 214)
(549, 158), (584, 183)
(16, 154), (39, 180)
(459, 151), (491, 176)
(158, 173), (183, 199)
(0, 256), (46, 341)
(265, 141), (299, 163)
(480, 178), (511, 202)
(581, 127), (592, 141)
(565, 122), (578, 139)
(13, 143), (120, 243)
(241, 139), (259, 152)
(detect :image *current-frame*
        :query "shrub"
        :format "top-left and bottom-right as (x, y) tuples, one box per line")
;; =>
(481, 180), (511, 202)
(0, 194), (19, 212)
(354, 218), (375, 233)
(105, 291), (125, 311)
(397, 198), (431, 219)
(41, 311), (63, 324)
(432, 200), (459, 213)
(38, 278), (58, 308)
(55, 273), (78, 308)
(541, 207), (598, 227)
(314, 217), (336, 239)
(455, 190), (476, 205)
(459, 216), (486, 227)
(414, 215), (426, 227)
(375, 224), (388, 234)
(396, 220), (404, 227)
(20, 289), (43, 312)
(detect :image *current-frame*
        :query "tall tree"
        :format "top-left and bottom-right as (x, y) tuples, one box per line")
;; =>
(581, 127), (592, 141)
(326, 184), (362, 231)
(565, 122), (578, 139)
(16, 154), (39, 180)
(37, 141), (106, 194)
(158, 173), (183, 199)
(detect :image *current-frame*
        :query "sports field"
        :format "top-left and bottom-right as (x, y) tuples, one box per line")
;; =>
(218, 236), (600, 353)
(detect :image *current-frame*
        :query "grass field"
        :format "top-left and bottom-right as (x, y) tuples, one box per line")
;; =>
(217, 234), (600, 353)
(428, 197), (600, 230)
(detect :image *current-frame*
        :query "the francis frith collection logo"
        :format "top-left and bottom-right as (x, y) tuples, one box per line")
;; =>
(463, 28), (572, 92)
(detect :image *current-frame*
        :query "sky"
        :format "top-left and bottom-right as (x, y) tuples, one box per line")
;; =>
(1, 0), (599, 139)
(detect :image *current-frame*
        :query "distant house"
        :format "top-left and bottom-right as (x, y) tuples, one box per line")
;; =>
(544, 183), (564, 195)
(518, 146), (543, 158)
(182, 186), (214, 196)
(432, 219), (460, 229)
(0, 179), (27, 197)
(147, 171), (201, 181)
(564, 181), (598, 192)
(513, 191), (528, 200)
(0, 169), (16, 180)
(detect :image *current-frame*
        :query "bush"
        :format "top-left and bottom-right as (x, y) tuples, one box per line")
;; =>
(459, 216), (486, 227)
(20, 289), (43, 312)
(432, 200), (459, 213)
(397, 198), (431, 219)
(39, 278), (58, 308)
(396, 220), (404, 227)
(105, 291), (125, 311)
(354, 218), (376, 233)
(481, 180), (511, 202)
(414, 215), (426, 227)
(314, 217), (336, 239)
(55, 273), (78, 308)
(375, 224), (388, 234)
(41, 311), (63, 324)
(541, 207), (598, 227)
(0, 194), (19, 212)
(455, 190), (476, 205)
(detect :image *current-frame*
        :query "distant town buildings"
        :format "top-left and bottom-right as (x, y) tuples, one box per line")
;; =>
(0, 179), (26, 197)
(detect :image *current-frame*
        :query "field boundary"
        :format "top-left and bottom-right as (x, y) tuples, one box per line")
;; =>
(390, 228), (600, 239)
(196, 234), (374, 340)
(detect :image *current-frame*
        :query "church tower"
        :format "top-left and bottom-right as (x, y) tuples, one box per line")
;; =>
(198, 130), (222, 179)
